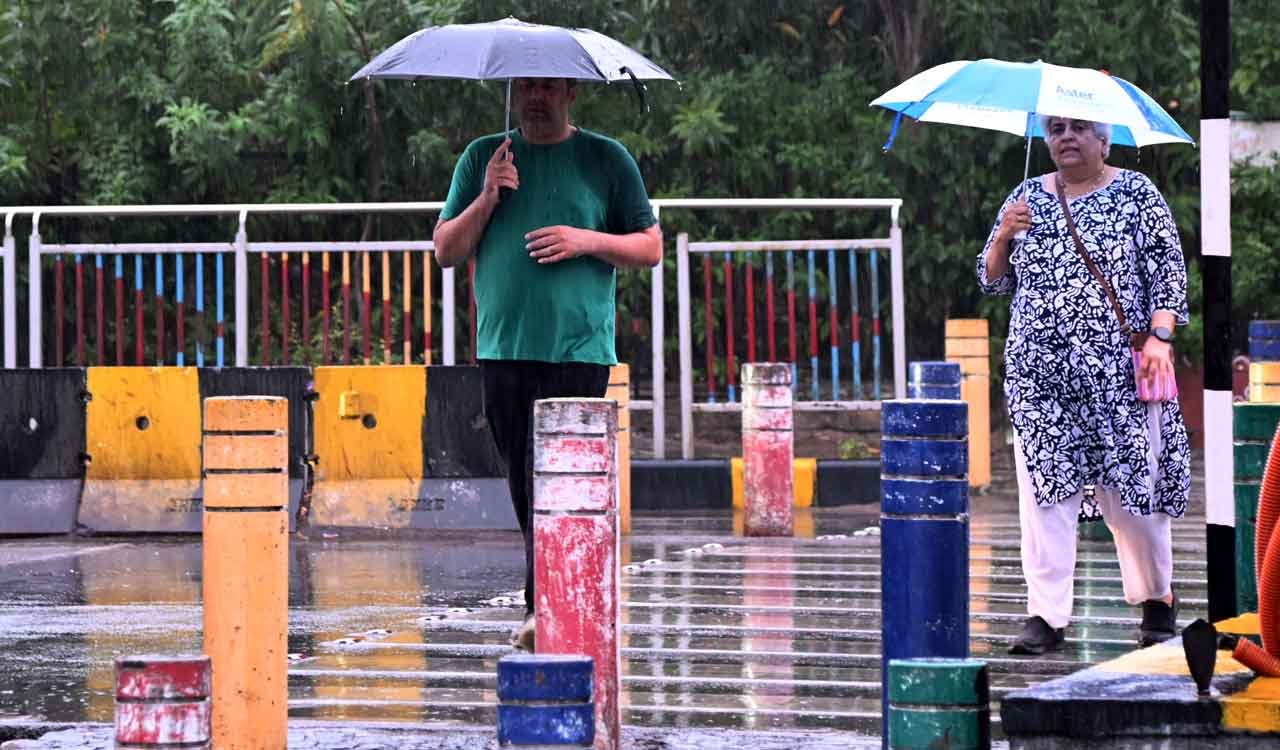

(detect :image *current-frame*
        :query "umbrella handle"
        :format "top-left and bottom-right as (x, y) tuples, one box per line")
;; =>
(1014, 120), (1034, 240)
(620, 67), (647, 113)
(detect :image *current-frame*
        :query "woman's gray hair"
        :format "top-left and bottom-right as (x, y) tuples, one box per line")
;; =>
(1039, 115), (1112, 158)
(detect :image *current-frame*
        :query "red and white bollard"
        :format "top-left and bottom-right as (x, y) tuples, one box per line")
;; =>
(114, 655), (212, 749)
(533, 397), (620, 750)
(742, 363), (794, 536)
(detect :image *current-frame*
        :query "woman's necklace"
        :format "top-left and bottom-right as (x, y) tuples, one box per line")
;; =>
(1061, 167), (1109, 197)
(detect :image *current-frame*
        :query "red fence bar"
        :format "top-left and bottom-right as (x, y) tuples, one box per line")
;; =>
(155, 255), (165, 365)
(341, 252), (351, 365)
(54, 255), (64, 367)
(260, 252), (270, 365)
(176, 255), (185, 367)
(703, 254), (717, 401)
(382, 251), (391, 363)
(766, 252), (777, 361)
(281, 253), (290, 365)
(361, 251), (372, 364)
(302, 252), (311, 354)
(134, 255), (144, 366)
(745, 252), (756, 363)
(114, 256), (124, 365)
(75, 255), (85, 366)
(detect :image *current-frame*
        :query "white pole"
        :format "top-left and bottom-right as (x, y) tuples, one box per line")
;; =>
(890, 221), (906, 400)
(234, 211), (249, 366)
(650, 206), (665, 459)
(28, 217), (42, 369)
(442, 266), (456, 366)
(676, 233), (693, 459)
(3, 213), (15, 369)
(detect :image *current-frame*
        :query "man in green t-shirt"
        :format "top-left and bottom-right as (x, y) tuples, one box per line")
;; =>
(434, 77), (662, 651)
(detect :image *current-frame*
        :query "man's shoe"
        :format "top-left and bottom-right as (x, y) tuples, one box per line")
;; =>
(1139, 593), (1178, 647)
(1009, 615), (1065, 655)
(511, 613), (535, 652)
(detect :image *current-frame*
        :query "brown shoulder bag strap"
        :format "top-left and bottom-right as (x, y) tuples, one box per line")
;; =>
(1054, 175), (1134, 338)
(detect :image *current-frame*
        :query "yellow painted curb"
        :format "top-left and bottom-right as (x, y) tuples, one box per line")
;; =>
(731, 457), (815, 509)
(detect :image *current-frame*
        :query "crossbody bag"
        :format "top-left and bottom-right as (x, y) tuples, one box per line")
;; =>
(1054, 176), (1177, 402)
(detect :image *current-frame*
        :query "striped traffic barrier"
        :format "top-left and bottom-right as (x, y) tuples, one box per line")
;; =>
(742, 362), (794, 536)
(202, 396), (288, 750)
(1233, 402), (1280, 614)
(880, 399), (970, 748)
(1249, 320), (1280, 362)
(497, 653), (594, 748)
(888, 658), (990, 750)
(533, 398), (620, 750)
(908, 361), (962, 400)
(114, 655), (212, 749)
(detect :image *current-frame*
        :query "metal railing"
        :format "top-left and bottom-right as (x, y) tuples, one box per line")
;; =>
(3, 198), (902, 459)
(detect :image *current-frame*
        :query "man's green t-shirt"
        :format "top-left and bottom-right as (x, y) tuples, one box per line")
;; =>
(440, 128), (656, 365)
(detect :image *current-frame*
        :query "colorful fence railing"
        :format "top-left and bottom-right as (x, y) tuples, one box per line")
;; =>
(676, 225), (906, 459)
(3, 199), (903, 459)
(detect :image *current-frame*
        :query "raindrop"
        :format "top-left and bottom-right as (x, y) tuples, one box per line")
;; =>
(20, 416), (38, 434)
(642, 558), (661, 567)
(622, 564), (641, 574)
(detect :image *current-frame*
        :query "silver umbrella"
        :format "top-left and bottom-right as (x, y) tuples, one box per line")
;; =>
(350, 16), (676, 133)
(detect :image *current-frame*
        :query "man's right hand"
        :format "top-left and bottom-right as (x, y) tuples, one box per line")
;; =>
(484, 138), (518, 201)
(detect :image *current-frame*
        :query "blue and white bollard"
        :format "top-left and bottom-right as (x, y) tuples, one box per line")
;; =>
(908, 361), (962, 400)
(880, 399), (970, 748)
(1249, 320), (1280, 361)
(497, 653), (594, 748)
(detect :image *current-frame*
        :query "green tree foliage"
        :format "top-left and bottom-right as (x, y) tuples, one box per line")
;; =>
(1, 0), (1277, 373)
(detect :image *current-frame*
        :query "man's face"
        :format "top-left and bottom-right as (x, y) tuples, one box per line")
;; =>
(514, 77), (575, 131)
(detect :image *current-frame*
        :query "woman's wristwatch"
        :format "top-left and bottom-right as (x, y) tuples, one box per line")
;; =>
(1153, 326), (1174, 343)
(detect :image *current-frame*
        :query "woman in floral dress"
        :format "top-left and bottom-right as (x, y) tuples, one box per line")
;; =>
(978, 116), (1191, 655)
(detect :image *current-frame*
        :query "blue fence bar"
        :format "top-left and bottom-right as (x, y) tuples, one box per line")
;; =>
(880, 398), (970, 748)
(786, 249), (797, 389)
(216, 253), (225, 368)
(871, 251), (882, 399)
(850, 250), (862, 399)
(807, 249), (819, 401)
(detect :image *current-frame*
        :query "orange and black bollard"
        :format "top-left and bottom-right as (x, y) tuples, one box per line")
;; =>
(202, 396), (289, 750)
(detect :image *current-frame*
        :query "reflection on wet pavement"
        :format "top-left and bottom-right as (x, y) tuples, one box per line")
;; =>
(0, 467), (1210, 741)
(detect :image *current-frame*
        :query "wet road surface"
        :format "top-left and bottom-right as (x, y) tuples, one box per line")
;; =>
(0, 462), (1209, 747)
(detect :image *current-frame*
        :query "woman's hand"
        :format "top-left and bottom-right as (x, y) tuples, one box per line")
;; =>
(1138, 335), (1175, 387)
(996, 198), (1032, 242)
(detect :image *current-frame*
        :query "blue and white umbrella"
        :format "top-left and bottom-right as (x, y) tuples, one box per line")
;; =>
(871, 58), (1194, 187)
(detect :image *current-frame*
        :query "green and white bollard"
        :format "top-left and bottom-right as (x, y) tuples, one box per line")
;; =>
(887, 658), (990, 750)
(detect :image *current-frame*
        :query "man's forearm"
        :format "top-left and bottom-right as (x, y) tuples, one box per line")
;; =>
(433, 193), (498, 268)
(587, 225), (663, 268)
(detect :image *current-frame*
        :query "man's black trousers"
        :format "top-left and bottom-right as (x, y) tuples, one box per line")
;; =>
(480, 359), (610, 615)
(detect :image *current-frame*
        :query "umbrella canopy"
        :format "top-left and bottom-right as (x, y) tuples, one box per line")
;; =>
(871, 58), (1194, 149)
(350, 16), (673, 84)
